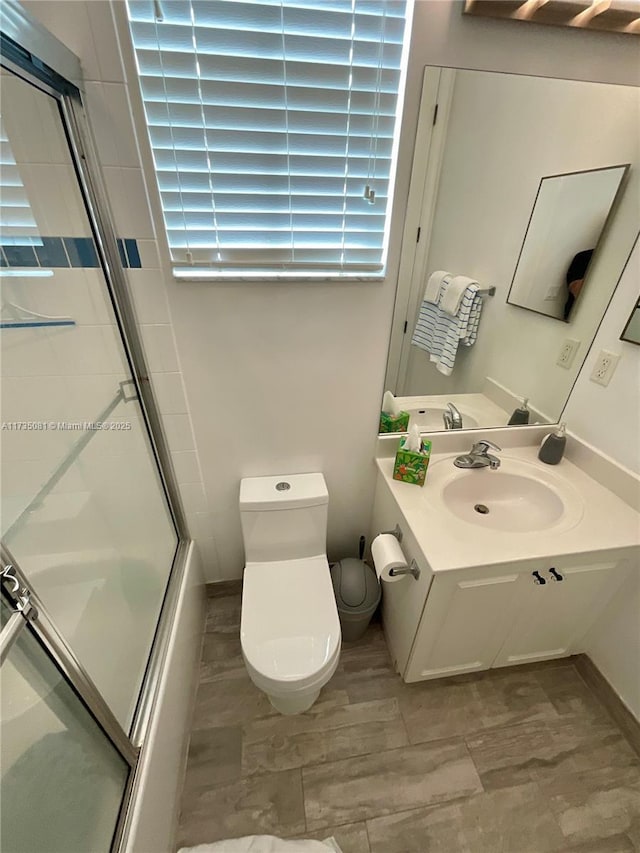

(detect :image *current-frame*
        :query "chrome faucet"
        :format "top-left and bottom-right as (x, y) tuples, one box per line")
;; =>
(454, 439), (502, 470)
(443, 402), (463, 430)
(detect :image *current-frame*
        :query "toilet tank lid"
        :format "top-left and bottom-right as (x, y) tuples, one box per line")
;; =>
(240, 473), (328, 511)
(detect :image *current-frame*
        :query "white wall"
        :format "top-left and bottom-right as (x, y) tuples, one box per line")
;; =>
(402, 71), (639, 422)
(566, 238), (640, 720)
(564, 238), (640, 473)
(21, 0), (640, 584)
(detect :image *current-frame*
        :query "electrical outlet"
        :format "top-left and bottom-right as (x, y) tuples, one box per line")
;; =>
(590, 350), (621, 386)
(556, 338), (580, 369)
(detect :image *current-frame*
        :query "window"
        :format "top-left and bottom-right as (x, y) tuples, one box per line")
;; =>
(126, 0), (412, 279)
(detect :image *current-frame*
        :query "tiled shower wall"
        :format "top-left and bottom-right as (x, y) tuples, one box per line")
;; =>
(21, 0), (221, 577)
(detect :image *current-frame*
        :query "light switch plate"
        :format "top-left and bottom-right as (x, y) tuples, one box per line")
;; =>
(590, 350), (621, 386)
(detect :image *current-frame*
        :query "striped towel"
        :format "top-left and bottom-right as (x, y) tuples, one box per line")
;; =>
(411, 282), (482, 376)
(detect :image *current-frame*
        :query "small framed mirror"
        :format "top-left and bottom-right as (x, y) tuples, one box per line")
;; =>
(506, 165), (629, 323)
(621, 298), (640, 346)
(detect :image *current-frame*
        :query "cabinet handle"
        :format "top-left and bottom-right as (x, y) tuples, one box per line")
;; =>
(549, 568), (564, 582)
(532, 571), (546, 585)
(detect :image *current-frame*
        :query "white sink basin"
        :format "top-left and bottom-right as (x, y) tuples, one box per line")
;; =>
(436, 457), (585, 533)
(408, 407), (479, 431)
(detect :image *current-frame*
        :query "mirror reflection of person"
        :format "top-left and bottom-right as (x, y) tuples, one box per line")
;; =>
(563, 248), (594, 321)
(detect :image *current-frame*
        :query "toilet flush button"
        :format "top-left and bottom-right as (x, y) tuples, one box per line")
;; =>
(276, 481), (291, 491)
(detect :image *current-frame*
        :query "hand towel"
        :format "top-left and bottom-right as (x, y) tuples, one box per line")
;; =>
(423, 270), (451, 303)
(411, 282), (482, 375)
(440, 275), (479, 316)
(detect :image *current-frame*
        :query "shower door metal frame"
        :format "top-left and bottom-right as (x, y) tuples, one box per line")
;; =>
(1, 5), (193, 850)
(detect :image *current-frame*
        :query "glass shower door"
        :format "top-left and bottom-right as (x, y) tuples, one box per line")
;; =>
(1, 596), (129, 853)
(0, 66), (178, 731)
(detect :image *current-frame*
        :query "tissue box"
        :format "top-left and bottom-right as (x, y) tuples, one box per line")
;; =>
(379, 410), (410, 433)
(393, 436), (432, 486)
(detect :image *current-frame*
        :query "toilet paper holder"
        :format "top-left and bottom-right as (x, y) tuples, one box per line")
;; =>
(389, 559), (421, 581)
(382, 524), (403, 543)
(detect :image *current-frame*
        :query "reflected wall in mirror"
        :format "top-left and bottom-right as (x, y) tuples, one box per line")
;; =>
(384, 68), (639, 435)
(621, 298), (640, 345)
(507, 165), (628, 323)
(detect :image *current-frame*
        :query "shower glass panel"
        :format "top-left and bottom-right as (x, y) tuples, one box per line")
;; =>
(0, 69), (178, 730)
(0, 613), (129, 852)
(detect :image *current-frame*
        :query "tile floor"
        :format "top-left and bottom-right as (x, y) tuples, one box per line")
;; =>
(176, 587), (640, 853)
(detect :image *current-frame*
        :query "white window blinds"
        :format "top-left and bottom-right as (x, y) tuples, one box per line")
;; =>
(0, 116), (39, 245)
(126, 0), (411, 278)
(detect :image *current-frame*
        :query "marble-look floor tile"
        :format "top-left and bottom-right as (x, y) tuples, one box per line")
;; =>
(575, 655), (640, 759)
(199, 634), (245, 683)
(399, 666), (557, 744)
(192, 673), (278, 729)
(544, 765), (640, 849)
(295, 822), (371, 853)
(206, 579), (242, 598)
(466, 716), (640, 791)
(534, 664), (610, 722)
(242, 698), (408, 775)
(366, 782), (565, 853)
(302, 737), (482, 830)
(182, 725), (242, 791)
(561, 836), (637, 852)
(177, 769), (305, 849)
(193, 675), (350, 730)
(334, 627), (403, 705)
(205, 594), (241, 634)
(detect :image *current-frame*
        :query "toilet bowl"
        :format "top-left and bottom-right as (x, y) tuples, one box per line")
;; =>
(239, 473), (341, 714)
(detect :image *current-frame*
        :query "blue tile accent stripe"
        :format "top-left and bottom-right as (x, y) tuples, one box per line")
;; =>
(0, 237), (143, 269)
(3, 245), (38, 267)
(116, 238), (128, 269)
(63, 237), (99, 268)
(34, 237), (69, 268)
(124, 238), (142, 268)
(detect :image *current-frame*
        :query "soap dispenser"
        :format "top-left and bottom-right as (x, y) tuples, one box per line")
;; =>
(538, 422), (567, 465)
(508, 397), (530, 426)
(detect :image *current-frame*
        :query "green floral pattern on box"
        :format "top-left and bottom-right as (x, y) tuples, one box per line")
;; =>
(379, 410), (410, 433)
(393, 437), (432, 487)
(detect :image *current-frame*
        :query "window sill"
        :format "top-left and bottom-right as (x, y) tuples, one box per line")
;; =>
(172, 269), (386, 283)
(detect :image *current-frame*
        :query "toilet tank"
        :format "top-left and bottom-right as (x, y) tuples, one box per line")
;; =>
(239, 473), (328, 563)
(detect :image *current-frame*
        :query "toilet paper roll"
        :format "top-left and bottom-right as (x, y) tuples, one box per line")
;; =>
(371, 533), (407, 583)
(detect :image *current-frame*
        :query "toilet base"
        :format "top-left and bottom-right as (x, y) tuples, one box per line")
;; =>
(267, 688), (320, 715)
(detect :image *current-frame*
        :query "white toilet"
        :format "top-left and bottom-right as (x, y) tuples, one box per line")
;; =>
(239, 472), (341, 715)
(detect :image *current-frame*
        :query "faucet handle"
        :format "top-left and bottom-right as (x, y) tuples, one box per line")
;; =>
(472, 439), (501, 454)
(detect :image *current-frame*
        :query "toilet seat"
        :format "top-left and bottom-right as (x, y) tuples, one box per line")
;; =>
(241, 555), (341, 694)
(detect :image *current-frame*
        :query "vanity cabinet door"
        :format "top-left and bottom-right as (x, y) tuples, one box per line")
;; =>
(492, 561), (622, 668)
(404, 569), (523, 682)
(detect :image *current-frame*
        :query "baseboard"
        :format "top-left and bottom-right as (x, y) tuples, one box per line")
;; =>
(206, 579), (243, 598)
(574, 653), (640, 758)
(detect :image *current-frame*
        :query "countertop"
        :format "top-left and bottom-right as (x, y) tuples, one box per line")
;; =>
(376, 444), (640, 572)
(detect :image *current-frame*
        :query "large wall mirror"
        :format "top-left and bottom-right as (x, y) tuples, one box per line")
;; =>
(383, 68), (639, 434)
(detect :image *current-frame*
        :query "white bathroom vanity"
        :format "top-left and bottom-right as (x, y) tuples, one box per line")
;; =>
(370, 433), (640, 683)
